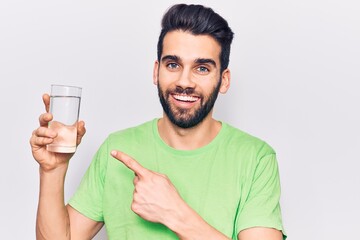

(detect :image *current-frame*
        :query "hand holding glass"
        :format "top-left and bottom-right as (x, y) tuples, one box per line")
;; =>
(47, 85), (82, 153)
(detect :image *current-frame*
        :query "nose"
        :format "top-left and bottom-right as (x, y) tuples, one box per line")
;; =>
(176, 68), (196, 89)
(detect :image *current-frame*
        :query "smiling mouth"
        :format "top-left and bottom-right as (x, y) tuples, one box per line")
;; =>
(172, 94), (200, 102)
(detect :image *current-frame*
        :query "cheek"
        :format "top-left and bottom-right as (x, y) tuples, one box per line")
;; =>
(202, 80), (220, 95)
(158, 70), (172, 84)
(158, 72), (180, 90)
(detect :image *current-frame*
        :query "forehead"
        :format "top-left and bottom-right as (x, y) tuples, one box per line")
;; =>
(162, 30), (221, 63)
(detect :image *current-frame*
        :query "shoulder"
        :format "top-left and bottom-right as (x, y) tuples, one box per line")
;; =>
(221, 122), (276, 158)
(99, 119), (156, 155)
(106, 119), (155, 142)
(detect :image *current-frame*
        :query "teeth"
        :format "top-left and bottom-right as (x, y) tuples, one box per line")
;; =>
(173, 95), (199, 102)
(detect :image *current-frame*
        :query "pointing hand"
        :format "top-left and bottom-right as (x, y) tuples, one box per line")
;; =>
(110, 150), (186, 224)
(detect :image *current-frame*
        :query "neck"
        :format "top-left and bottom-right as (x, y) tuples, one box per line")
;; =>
(157, 112), (222, 150)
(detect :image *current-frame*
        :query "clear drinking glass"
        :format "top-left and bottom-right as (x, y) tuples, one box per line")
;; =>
(46, 84), (82, 153)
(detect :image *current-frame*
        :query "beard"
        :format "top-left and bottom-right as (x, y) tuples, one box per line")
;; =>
(157, 79), (222, 129)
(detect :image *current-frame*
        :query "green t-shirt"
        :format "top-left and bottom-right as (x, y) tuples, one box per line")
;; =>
(69, 119), (286, 239)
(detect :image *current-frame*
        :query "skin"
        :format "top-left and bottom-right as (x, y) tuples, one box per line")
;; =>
(30, 30), (283, 239)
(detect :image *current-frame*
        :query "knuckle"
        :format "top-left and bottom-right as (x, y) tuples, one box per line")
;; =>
(39, 113), (46, 122)
(133, 176), (139, 185)
(29, 136), (34, 145)
(160, 173), (168, 178)
(131, 202), (139, 213)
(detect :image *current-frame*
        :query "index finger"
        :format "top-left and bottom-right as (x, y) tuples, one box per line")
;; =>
(38, 112), (53, 128)
(111, 150), (149, 178)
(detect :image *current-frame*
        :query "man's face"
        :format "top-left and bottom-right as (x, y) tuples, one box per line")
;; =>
(154, 30), (229, 128)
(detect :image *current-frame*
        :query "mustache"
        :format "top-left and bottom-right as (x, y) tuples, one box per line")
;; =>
(172, 86), (196, 95)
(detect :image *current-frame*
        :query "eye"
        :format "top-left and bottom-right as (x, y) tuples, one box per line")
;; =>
(197, 66), (209, 73)
(167, 63), (179, 69)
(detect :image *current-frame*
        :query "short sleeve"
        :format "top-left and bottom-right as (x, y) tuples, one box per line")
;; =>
(236, 153), (286, 239)
(68, 139), (109, 222)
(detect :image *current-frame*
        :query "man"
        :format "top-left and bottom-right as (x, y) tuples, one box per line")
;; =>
(30, 4), (286, 240)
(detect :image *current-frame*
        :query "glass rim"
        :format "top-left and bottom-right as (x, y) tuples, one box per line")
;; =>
(51, 84), (82, 90)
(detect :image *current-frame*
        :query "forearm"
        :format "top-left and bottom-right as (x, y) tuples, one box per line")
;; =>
(36, 165), (70, 240)
(166, 204), (231, 240)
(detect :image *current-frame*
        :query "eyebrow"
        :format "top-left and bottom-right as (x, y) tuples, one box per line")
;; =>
(161, 55), (179, 63)
(195, 58), (217, 67)
(161, 55), (217, 67)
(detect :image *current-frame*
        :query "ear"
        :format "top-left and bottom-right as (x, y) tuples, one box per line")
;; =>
(153, 61), (159, 85)
(219, 69), (231, 94)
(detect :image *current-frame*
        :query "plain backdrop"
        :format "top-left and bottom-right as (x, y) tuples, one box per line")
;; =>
(1, 0), (359, 239)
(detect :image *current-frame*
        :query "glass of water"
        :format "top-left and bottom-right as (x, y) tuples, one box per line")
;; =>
(47, 84), (82, 153)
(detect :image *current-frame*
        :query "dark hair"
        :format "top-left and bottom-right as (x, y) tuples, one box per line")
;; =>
(157, 4), (234, 73)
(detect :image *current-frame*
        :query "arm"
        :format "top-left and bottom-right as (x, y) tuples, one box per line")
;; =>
(36, 166), (103, 240)
(111, 151), (285, 240)
(31, 94), (103, 239)
(36, 164), (70, 239)
(164, 202), (231, 240)
(67, 205), (104, 239)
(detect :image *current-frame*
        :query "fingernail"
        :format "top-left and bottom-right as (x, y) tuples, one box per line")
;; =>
(111, 150), (117, 157)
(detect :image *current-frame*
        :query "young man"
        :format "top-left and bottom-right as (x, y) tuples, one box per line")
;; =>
(30, 4), (286, 240)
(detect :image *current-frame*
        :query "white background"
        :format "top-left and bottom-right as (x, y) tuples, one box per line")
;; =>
(1, 0), (359, 239)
